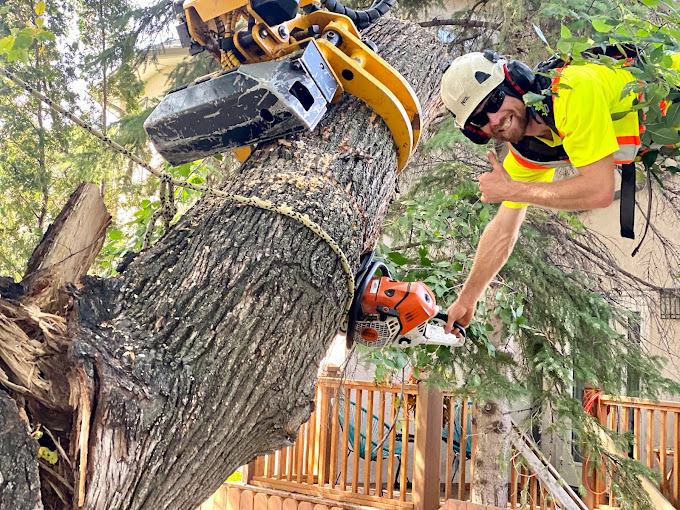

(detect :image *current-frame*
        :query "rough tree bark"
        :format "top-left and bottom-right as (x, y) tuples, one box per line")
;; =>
(0, 19), (447, 510)
(470, 314), (512, 507)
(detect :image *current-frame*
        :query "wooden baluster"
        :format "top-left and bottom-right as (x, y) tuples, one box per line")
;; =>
(387, 393), (397, 499)
(674, 411), (679, 504)
(277, 449), (286, 480)
(529, 471), (537, 510)
(621, 406), (630, 437)
(317, 384), (329, 488)
(296, 423), (305, 483)
(445, 397), (453, 501)
(634, 407), (642, 460)
(470, 402), (477, 485)
(287, 444), (294, 482)
(340, 386), (351, 491)
(364, 390), (374, 495)
(255, 456), (265, 478)
(266, 453), (274, 478)
(540, 485), (547, 510)
(375, 390), (386, 497)
(647, 409), (655, 470)
(351, 389), (363, 493)
(594, 400), (607, 508)
(399, 393), (410, 502)
(306, 390), (318, 485)
(457, 399), (468, 501)
(510, 453), (518, 509)
(661, 410), (668, 496)
(328, 389), (339, 488)
(521, 465), (529, 506)
(608, 406), (617, 507)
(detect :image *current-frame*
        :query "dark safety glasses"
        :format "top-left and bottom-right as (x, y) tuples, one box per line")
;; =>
(466, 88), (506, 128)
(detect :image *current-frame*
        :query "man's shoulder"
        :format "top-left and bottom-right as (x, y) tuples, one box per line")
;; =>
(558, 61), (632, 82)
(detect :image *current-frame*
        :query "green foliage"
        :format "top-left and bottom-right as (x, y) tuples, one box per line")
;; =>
(0, 0), (86, 278)
(529, 0), (680, 173)
(0, 1), (54, 64)
(93, 160), (218, 275)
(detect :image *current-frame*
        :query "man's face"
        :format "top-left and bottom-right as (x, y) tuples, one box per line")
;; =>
(467, 89), (528, 143)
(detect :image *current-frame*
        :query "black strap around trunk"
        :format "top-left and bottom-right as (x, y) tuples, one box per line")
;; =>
(620, 162), (636, 239)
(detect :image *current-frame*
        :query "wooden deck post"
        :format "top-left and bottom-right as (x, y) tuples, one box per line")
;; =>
(582, 394), (598, 510)
(413, 382), (443, 510)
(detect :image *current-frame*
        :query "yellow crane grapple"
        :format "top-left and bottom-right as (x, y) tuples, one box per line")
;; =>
(144, 0), (421, 170)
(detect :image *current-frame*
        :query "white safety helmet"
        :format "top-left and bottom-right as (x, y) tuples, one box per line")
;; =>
(440, 52), (507, 129)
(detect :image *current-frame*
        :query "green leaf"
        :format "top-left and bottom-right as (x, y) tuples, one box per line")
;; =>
(0, 36), (13, 54)
(35, 31), (55, 43)
(557, 39), (572, 54)
(561, 25), (572, 38)
(173, 162), (193, 177)
(523, 92), (546, 107)
(7, 47), (29, 64)
(387, 251), (411, 266)
(591, 18), (613, 33)
(12, 31), (35, 51)
(646, 126), (680, 146)
(35, 0), (46, 15)
(611, 111), (633, 121)
(108, 228), (123, 240)
(479, 207), (490, 222)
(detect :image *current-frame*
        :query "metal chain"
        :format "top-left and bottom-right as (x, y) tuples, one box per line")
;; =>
(0, 66), (355, 313)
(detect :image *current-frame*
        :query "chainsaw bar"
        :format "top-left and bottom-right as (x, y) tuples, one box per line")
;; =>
(144, 41), (338, 166)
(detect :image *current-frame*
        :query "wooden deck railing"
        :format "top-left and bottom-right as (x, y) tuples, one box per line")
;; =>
(248, 377), (573, 510)
(199, 381), (680, 510)
(585, 395), (680, 509)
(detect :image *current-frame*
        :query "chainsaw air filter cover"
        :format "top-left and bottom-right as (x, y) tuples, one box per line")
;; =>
(144, 42), (338, 166)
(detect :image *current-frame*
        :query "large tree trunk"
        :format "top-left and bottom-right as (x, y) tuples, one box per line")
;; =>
(1, 19), (446, 510)
(470, 314), (512, 506)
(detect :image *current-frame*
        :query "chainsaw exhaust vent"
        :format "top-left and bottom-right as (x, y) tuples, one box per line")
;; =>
(144, 42), (338, 166)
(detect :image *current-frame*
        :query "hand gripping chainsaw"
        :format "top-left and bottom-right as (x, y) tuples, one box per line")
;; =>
(144, 0), (421, 170)
(345, 252), (466, 349)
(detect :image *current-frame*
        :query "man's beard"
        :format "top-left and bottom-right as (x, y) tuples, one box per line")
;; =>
(489, 107), (529, 143)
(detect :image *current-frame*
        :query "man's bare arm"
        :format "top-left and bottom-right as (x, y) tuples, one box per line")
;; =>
(444, 204), (526, 333)
(480, 151), (616, 210)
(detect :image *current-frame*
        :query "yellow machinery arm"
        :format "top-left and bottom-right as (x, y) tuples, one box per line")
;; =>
(146, 0), (420, 170)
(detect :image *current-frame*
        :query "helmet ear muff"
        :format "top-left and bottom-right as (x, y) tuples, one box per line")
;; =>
(505, 59), (535, 95)
(461, 125), (490, 145)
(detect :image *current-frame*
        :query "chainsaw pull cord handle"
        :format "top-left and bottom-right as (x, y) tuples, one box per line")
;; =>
(434, 311), (466, 338)
(320, 0), (397, 29)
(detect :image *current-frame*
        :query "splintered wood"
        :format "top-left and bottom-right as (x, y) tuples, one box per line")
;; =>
(21, 181), (111, 314)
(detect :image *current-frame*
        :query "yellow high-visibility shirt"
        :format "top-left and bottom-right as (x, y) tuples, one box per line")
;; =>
(502, 62), (641, 209)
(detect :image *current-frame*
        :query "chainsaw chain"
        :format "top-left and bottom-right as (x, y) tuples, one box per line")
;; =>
(0, 65), (355, 314)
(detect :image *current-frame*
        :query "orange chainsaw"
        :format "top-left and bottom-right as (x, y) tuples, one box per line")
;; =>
(345, 253), (466, 349)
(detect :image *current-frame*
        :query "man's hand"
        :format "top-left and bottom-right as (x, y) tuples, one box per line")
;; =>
(479, 150), (514, 203)
(444, 299), (476, 335)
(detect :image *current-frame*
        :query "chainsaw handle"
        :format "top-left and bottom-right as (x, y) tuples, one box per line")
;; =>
(434, 311), (466, 337)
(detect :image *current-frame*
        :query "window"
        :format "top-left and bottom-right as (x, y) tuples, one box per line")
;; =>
(660, 289), (680, 319)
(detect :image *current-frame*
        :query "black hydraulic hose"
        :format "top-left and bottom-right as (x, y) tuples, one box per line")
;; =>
(321, 0), (397, 29)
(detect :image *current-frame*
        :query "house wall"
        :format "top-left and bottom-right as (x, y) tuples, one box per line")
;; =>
(137, 41), (187, 101)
